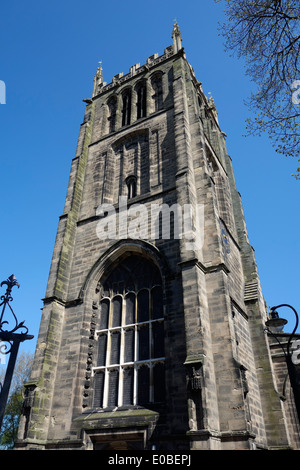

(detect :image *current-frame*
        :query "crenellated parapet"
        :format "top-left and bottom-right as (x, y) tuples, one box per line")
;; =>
(92, 45), (177, 98)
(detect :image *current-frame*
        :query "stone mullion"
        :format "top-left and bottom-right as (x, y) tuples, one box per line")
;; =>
(103, 327), (111, 408)
(133, 292), (138, 405)
(118, 297), (126, 407)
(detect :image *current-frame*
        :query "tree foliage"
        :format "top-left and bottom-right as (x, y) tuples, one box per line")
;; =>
(0, 351), (33, 449)
(216, 0), (300, 178)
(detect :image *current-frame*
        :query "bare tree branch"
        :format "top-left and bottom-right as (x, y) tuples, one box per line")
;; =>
(216, 0), (300, 177)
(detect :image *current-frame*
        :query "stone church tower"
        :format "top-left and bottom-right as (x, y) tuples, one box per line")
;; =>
(16, 24), (300, 450)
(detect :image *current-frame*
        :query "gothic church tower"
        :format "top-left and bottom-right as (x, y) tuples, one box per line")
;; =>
(16, 24), (299, 450)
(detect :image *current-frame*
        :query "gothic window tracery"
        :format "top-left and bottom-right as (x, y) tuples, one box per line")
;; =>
(92, 255), (165, 409)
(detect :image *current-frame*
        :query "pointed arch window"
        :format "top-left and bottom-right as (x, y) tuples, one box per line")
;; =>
(126, 175), (137, 199)
(92, 255), (165, 409)
(122, 90), (131, 126)
(151, 73), (163, 112)
(136, 82), (147, 119)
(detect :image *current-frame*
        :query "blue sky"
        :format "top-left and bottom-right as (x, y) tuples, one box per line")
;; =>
(0, 0), (299, 358)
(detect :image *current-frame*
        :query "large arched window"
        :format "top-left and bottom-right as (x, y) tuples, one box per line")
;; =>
(93, 255), (165, 409)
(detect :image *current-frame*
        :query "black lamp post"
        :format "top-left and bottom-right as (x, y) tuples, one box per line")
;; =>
(0, 275), (34, 430)
(265, 304), (300, 421)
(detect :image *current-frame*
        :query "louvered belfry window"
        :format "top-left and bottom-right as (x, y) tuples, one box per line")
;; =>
(93, 255), (165, 408)
(136, 82), (147, 119)
(122, 90), (131, 126)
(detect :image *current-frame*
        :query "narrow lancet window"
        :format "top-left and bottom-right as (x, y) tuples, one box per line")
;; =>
(136, 82), (147, 119)
(151, 74), (163, 112)
(122, 90), (131, 126)
(126, 175), (137, 199)
(107, 96), (117, 133)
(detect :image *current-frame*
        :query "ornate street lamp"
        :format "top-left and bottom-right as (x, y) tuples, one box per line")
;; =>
(0, 275), (33, 429)
(265, 304), (300, 420)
